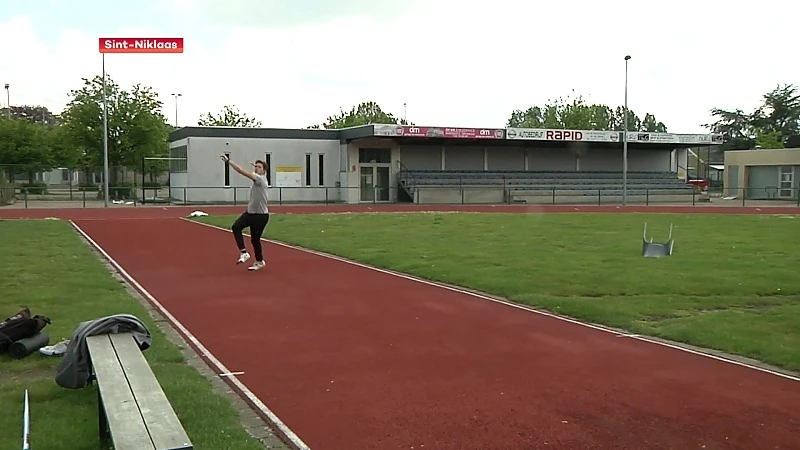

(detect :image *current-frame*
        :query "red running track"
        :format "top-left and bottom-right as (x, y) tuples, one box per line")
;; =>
(73, 217), (800, 450)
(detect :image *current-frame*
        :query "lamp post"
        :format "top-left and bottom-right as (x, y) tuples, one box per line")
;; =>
(3, 84), (9, 119)
(622, 55), (631, 206)
(171, 93), (181, 127)
(101, 55), (110, 207)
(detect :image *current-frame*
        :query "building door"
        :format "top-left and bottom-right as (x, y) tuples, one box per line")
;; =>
(358, 148), (392, 203)
(359, 165), (390, 202)
(778, 166), (794, 198)
(359, 166), (375, 202)
(375, 166), (390, 201)
(727, 165), (739, 197)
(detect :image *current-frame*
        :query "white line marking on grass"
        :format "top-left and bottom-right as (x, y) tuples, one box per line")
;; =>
(184, 216), (800, 383)
(69, 220), (312, 450)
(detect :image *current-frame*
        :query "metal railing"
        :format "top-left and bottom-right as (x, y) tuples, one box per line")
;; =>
(1, 185), (798, 209)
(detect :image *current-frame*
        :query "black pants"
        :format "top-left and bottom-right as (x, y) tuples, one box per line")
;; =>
(231, 212), (270, 261)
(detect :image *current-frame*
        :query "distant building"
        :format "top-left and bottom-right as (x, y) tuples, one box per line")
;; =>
(166, 125), (721, 205)
(724, 148), (800, 200)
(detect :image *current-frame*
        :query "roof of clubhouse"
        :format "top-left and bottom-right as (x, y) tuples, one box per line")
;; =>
(168, 123), (723, 148)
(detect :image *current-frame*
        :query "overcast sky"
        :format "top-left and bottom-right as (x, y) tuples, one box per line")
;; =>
(0, 0), (796, 133)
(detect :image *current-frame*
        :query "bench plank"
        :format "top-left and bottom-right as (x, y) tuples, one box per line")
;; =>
(86, 334), (156, 450)
(109, 332), (193, 450)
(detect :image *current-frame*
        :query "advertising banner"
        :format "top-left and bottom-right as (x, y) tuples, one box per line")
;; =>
(507, 128), (723, 145)
(626, 132), (724, 145)
(506, 128), (619, 142)
(374, 125), (504, 139)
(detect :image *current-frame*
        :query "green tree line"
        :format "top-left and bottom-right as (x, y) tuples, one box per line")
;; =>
(0, 74), (175, 195)
(505, 93), (668, 132)
(703, 84), (800, 151)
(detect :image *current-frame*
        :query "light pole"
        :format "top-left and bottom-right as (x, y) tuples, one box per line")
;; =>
(101, 54), (110, 207)
(622, 55), (631, 206)
(3, 84), (9, 119)
(171, 93), (181, 127)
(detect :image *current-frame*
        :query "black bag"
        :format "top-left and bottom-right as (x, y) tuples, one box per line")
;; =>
(0, 308), (51, 353)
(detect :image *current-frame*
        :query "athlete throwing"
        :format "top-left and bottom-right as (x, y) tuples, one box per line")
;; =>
(220, 154), (270, 271)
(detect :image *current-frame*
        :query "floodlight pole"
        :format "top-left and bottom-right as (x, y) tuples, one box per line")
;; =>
(102, 53), (110, 207)
(3, 83), (9, 119)
(141, 156), (146, 202)
(622, 55), (631, 206)
(171, 93), (181, 126)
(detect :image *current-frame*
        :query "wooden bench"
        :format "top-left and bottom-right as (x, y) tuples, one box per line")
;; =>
(86, 332), (193, 450)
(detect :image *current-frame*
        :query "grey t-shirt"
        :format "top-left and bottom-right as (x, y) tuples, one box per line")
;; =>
(247, 174), (270, 214)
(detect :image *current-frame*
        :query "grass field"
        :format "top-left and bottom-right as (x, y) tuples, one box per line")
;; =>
(0, 220), (265, 450)
(198, 211), (800, 372)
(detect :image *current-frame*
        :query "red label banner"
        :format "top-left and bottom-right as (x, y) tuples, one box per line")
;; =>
(99, 38), (184, 54)
(396, 126), (504, 139)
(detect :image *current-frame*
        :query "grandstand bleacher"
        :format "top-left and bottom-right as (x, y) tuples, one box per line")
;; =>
(398, 169), (697, 204)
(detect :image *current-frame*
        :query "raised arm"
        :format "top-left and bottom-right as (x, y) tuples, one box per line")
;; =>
(220, 154), (257, 182)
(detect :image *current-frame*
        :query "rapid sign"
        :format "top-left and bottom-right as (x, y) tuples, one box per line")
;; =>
(506, 128), (619, 142)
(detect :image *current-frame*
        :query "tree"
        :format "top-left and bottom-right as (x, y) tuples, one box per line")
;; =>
(47, 122), (83, 169)
(60, 74), (170, 185)
(751, 84), (800, 138)
(198, 105), (262, 127)
(0, 103), (81, 185)
(2, 105), (60, 125)
(0, 117), (54, 184)
(704, 84), (800, 153)
(703, 108), (754, 151)
(755, 130), (784, 149)
(312, 101), (410, 129)
(785, 135), (800, 148)
(506, 93), (667, 132)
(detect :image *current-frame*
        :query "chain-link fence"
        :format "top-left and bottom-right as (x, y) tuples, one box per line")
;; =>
(0, 164), (170, 205)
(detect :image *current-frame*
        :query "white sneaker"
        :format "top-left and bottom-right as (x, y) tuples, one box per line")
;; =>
(237, 252), (251, 264)
(40, 339), (69, 356)
(248, 261), (266, 271)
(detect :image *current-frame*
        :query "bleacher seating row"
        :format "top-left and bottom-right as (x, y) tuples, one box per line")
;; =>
(398, 169), (697, 204)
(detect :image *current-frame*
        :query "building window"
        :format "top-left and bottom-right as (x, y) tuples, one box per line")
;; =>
(358, 148), (391, 164)
(264, 153), (272, 185)
(223, 152), (231, 186)
(318, 154), (324, 185)
(779, 166), (794, 197)
(305, 154), (312, 186)
(169, 145), (188, 173)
